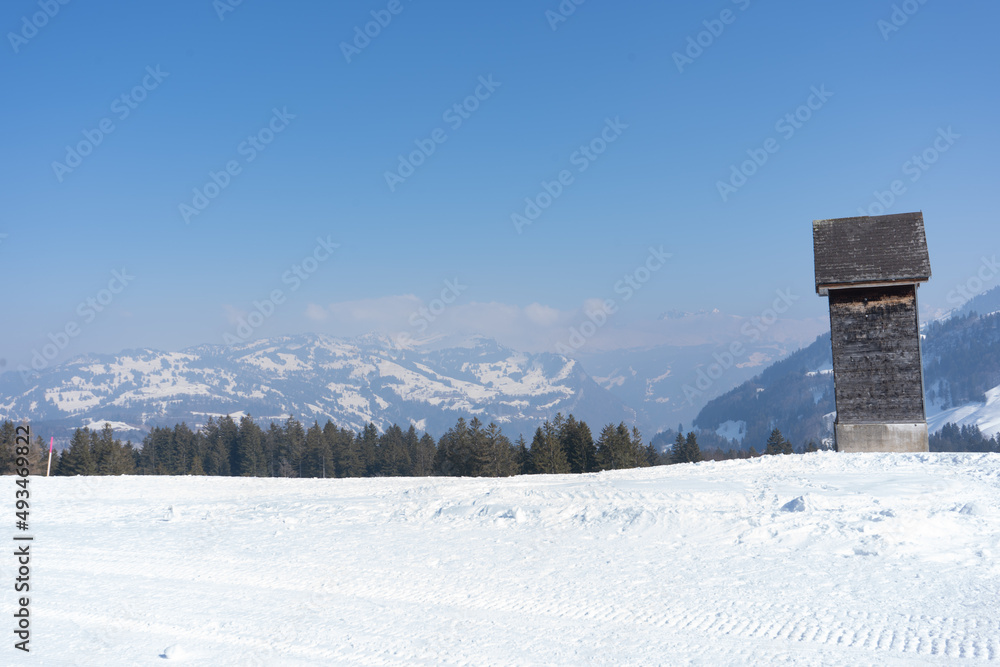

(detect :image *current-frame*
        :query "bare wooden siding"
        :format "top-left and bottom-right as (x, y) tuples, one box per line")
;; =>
(829, 284), (926, 423)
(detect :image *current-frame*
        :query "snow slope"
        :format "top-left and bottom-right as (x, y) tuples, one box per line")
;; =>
(928, 384), (1000, 438)
(17, 453), (1000, 665)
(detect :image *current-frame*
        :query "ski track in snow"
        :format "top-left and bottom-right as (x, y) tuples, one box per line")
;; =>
(11, 452), (1000, 665)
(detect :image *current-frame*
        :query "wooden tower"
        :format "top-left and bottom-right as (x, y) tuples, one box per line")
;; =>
(813, 212), (932, 452)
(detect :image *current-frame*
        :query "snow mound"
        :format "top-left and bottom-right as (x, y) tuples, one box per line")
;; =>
(781, 495), (808, 512)
(161, 644), (186, 659)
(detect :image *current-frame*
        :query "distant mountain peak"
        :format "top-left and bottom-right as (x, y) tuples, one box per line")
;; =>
(0, 333), (632, 441)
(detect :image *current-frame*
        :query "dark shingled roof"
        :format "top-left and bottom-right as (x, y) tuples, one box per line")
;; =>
(813, 212), (931, 292)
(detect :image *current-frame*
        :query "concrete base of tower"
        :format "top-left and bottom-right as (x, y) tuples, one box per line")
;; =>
(835, 422), (929, 453)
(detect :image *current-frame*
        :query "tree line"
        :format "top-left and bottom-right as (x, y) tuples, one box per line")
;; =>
(8, 417), (989, 478)
(929, 422), (1000, 453)
(1, 415), (707, 478)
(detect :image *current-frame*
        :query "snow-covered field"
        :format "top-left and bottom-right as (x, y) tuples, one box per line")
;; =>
(12, 453), (1000, 665)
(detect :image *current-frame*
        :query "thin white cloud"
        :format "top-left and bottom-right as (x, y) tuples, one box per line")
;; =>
(299, 296), (827, 356)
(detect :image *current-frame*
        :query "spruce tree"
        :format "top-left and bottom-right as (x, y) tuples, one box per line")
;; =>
(515, 435), (533, 475)
(0, 420), (16, 473)
(302, 421), (328, 478)
(173, 423), (197, 473)
(468, 418), (488, 477)
(596, 424), (618, 470)
(670, 432), (687, 465)
(59, 429), (96, 476)
(235, 415), (266, 476)
(218, 416), (239, 475)
(412, 433), (437, 477)
(435, 418), (472, 476)
(631, 426), (650, 468)
(561, 415), (597, 474)
(765, 428), (790, 456)
(379, 424), (411, 476)
(684, 432), (702, 463)
(189, 455), (206, 475)
(283, 417), (307, 477)
(329, 423), (362, 477)
(201, 418), (230, 476)
(531, 421), (570, 474)
(357, 423), (380, 476)
(482, 422), (516, 477)
(671, 432), (701, 464)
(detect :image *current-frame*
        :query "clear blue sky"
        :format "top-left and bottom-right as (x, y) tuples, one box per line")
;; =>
(2, 0), (998, 370)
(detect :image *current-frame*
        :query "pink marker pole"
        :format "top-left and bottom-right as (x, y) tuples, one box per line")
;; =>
(46, 437), (54, 477)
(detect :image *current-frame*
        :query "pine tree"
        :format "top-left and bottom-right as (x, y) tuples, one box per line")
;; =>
(435, 418), (473, 476)
(596, 424), (619, 469)
(379, 424), (412, 476)
(327, 422), (362, 477)
(218, 416), (239, 475)
(302, 421), (329, 478)
(670, 432), (687, 465)
(644, 441), (660, 467)
(357, 423), (380, 476)
(684, 432), (702, 463)
(90, 422), (121, 475)
(201, 418), (230, 476)
(189, 454), (206, 475)
(631, 426), (650, 468)
(561, 415), (597, 474)
(531, 420), (570, 474)
(468, 418), (488, 477)
(0, 420), (16, 473)
(515, 435), (532, 475)
(671, 432), (701, 464)
(482, 422), (517, 477)
(235, 415), (266, 476)
(59, 429), (97, 476)
(765, 428), (791, 456)
(283, 417), (307, 477)
(412, 432), (437, 477)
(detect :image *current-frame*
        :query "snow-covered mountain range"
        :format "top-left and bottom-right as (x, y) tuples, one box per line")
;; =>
(0, 334), (636, 441)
